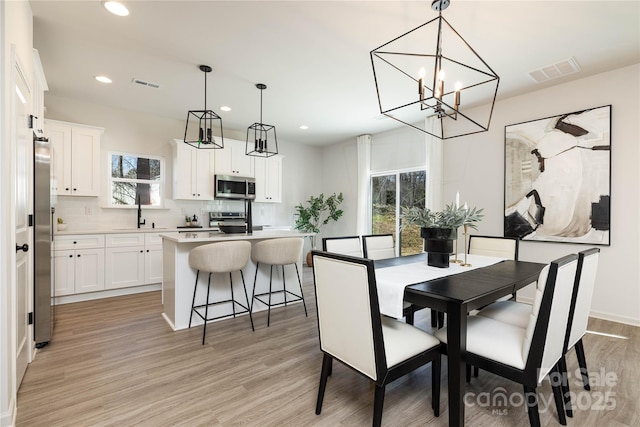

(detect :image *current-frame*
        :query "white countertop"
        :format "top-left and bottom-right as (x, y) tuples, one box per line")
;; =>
(54, 227), (218, 236)
(160, 230), (313, 243)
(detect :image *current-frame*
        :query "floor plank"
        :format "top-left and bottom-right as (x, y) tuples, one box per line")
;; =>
(16, 267), (640, 426)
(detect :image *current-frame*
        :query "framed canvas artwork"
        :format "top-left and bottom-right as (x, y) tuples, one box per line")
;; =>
(504, 105), (611, 245)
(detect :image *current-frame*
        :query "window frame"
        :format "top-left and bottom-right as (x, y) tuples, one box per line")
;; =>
(107, 151), (165, 208)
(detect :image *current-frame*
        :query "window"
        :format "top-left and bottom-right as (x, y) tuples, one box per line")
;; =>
(371, 169), (426, 255)
(109, 153), (163, 207)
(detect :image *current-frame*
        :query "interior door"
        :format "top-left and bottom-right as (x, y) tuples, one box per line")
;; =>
(14, 60), (32, 386)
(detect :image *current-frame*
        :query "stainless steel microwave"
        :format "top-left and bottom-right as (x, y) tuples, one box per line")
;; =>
(214, 175), (256, 200)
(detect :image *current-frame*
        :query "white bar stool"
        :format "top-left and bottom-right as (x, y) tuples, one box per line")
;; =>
(188, 241), (254, 344)
(251, 237), (307, 327)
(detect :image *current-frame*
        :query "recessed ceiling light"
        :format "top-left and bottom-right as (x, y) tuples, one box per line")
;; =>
(95, 75), (112, 84)
(220, 106), (232, 112)
(299, 125), (309, 130)
(103, 1), (129, 16)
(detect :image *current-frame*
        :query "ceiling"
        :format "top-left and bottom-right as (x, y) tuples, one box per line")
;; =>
(30, 1), (640, 146)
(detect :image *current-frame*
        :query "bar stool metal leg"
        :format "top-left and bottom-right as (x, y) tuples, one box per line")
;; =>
(189, 270), (200, 328)
(294, 264), (307, 316)
(239, 270), (254, 331)
(203, 273), (212, 345)
(229, 272), (236, 318)
(268, 265), (274, 327)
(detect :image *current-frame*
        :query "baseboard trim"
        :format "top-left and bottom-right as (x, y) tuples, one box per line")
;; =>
(0, 395), (16, 427)
(517, 296), (640, 327)
(53, 284), (161, 305)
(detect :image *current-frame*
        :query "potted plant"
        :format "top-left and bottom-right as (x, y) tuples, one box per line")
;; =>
(294, 192), (344, 266)
(401, 203), (483, 267)
(56, 217), (67, 231)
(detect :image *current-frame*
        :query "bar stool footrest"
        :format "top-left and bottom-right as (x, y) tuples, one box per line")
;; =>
(253, 289), (304, 308)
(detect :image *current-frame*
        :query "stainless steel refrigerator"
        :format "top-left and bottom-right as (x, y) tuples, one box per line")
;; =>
(33, 133), (53, 347)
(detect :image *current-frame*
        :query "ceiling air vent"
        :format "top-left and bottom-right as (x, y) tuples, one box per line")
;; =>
(528, 57), (581, 83)
(131, 78), (160, 89)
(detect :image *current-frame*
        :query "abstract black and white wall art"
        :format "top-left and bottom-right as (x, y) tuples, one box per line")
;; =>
(504, 105), (611, 245)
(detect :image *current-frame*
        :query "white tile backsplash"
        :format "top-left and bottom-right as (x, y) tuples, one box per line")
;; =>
(55, 196), (283, 232)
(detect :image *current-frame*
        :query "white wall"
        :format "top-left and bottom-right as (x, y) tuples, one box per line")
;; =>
(442, 64), (640, 326)
(44, 94), (322, 233)
(320, 64), (640, 326)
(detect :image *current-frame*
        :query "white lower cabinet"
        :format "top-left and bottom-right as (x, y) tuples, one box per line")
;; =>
(53, 235), (105, 296)
(144, 233), (163, 284)
(105, 234), (145, 289)
(54, 232), (163, 298)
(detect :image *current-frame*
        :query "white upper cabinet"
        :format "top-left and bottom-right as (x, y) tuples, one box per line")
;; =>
(254, 155), (282, 203)
(214, 138), (254, 177)
(172, 140), (215, 200)
(46, 120), (102, 197)
(32, 49), (48, 137)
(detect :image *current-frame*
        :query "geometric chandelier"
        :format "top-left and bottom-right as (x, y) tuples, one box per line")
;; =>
(246, 83), (278, 157)
(370, 0), (500, 140)
(184, 65), (224, 149)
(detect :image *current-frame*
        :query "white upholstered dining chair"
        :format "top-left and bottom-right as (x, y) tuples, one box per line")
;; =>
(362, 234), (395, 260)
(322, 235), (363, 257)
(311, 250), (442, 427)
(436, 254), (579, 427)
(477, 248), (600, 417)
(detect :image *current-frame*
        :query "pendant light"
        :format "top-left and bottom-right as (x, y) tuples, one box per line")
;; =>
(370, 0), (499, 140)
(246, 83), (278, 157)
(184, 65), (224, 149)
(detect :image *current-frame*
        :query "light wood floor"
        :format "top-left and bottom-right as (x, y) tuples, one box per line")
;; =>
(17, 267), (640, 426)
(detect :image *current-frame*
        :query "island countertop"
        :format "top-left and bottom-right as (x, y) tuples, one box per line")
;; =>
(159, 229), (313, 243)
(161, 229), (313, 331)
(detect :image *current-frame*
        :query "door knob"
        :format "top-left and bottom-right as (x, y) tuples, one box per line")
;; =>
(16, 243), (29, 252)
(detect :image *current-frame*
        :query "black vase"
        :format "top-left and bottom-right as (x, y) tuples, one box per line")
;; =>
(421, 227), (456, 268)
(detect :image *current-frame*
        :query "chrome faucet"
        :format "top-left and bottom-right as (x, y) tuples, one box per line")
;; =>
(137, 198), (146, 228)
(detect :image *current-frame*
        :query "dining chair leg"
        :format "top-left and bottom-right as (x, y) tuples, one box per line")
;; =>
(432, 356), (441, 417)
(523, 385), (541, 427)
(575, 339), (591, 390)
(465, 364), (471, 383)
(430, 310), (438, 328)
(202, 273), (212, 345)
(473, 366), (479, 377)
(373, 384), (385, 427)
(315, 353), (332, 415)
(551, 365), (568, 426)
(558, 355), (573, 417)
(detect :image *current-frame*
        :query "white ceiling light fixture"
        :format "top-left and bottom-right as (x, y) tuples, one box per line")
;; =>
(95, 75), (112, 84)
(246, 83), (278, 158)
(220, 106), (232, 112)
(103, 1), (129, 17)
(370, 0), (500, 140)
(299, 125), (309, 130)
(184, 65), (224, 150)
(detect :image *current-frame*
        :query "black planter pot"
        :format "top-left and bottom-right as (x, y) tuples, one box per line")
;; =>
(421, 227), (456, 268)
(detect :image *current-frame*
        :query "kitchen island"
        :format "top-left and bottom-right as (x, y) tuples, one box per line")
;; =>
(161, 230), (313, 330)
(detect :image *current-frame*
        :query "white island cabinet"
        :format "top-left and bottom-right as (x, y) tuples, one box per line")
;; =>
(161, 230), (313, 331)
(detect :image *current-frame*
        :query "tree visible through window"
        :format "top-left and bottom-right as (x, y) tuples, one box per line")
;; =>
(371, 170), (426, 255)
(110, 153), (162, 206)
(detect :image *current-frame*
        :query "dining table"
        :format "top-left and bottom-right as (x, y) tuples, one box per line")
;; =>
(374, 253), (546, 427)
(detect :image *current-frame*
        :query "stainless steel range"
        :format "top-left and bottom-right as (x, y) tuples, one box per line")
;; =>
(209, 211), (247, 234)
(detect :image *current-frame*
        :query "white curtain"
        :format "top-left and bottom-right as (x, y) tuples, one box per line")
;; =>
(356, 134), (372, 235)
(425, 117), (444, 211)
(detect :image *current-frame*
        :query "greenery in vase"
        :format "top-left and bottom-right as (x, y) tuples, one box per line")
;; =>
(401, 203), (484, 230)
(294, 192), (344, 249)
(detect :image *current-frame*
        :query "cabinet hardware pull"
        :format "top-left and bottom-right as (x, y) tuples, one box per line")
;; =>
(16, 243), (29, 252)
